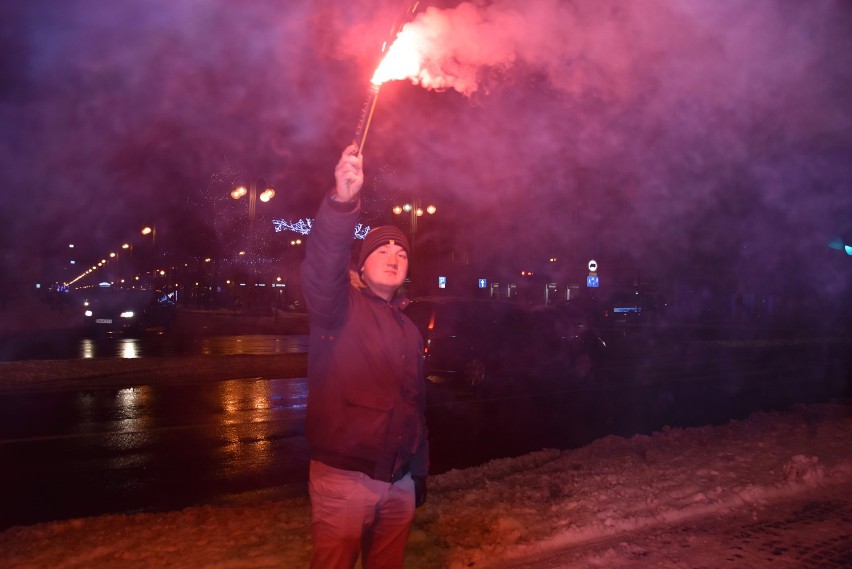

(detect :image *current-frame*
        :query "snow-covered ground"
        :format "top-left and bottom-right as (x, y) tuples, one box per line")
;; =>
(1, 402), (850, 568)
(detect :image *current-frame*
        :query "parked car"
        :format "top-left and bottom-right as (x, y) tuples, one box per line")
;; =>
(530, 303), (608, 381)
(404, 297), (606, 390)
(81, 286), (177, 336)
(404, 297), (528, 389)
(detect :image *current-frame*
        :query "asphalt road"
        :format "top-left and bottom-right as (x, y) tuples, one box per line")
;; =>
(0, 375), (312, 529)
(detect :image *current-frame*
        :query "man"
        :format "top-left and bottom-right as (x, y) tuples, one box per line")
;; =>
(300, 144), (429, 569)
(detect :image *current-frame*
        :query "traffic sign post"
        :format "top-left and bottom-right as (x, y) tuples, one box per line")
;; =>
(587, 259), (599, 287)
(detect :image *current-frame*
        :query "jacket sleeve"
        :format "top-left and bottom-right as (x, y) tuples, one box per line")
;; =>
(410, 429), (429, 478)
(300, 193), (361, 330)
(410, 342), (429, 478)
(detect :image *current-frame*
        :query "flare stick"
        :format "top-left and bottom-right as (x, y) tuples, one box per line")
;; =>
(352, 1), (419, 155)
(354, 83), (380, 155)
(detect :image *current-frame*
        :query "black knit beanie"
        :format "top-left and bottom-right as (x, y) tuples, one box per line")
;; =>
(357, 225), (410, 269)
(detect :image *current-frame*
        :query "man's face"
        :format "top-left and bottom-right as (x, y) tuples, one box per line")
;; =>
(361, 243), (408, 300)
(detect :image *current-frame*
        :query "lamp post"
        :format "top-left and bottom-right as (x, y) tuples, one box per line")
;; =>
(392, 200), (436, 255)
(231, 180), (275, 259)
(141, 226), (157, 289)
(392, 200), (436, 295)
(231, 181), (276, 232)
(141, 225), (156, 247)
(231, 179), (275, 312)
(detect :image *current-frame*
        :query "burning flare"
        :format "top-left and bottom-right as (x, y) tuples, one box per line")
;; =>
(357, 1), (519, 148)
(371, 28), (424, 86)
(352, 1), (421, 154)
(366, 3), (518, 96)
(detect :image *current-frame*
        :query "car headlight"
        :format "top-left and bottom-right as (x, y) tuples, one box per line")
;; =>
(120, 311), (135, 318)
(84, 310), (93, 317)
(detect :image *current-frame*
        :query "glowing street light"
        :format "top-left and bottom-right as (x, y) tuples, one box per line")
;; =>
(392, 200), (437, 287)
(230, 176), (279, 314)
(141, 225), (157, 248)
(259, 188), (275, 202)
(231, 180), (275, 224)
(392, 200), (436, 238)
(141, 225), (158, 289)
(231, 180), (276, 254)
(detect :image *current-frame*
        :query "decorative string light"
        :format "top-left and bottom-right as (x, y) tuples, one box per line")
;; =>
(272, 218), (370, 239)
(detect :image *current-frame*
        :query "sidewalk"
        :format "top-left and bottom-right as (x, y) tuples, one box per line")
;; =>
(494, 481), (852, 568)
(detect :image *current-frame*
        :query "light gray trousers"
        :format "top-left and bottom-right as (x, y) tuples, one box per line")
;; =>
(309, 459), (416, 569)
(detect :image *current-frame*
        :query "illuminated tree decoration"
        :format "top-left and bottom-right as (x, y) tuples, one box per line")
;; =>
(272, 218), (370, 239)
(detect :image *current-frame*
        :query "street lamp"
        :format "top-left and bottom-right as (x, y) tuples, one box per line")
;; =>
(232, 179), (275, 261)
(232, 180), (275, 224)
(392, 200), (436, 295)
(392, 200), (436, 246)
(231, 180), (275, 256)
(231, 179), (276, 313)
(141, 225), (157, 289)
(141, 225), (156, 246)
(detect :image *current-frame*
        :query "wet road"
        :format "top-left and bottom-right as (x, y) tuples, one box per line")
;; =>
(0, 329), (309, 361)
(0, 375), (312, 529)
(0, 331), (848, 530)
(0, 331), (313, 530)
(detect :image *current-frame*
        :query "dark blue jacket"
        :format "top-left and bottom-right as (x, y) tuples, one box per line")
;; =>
(300, 194), (428, 482)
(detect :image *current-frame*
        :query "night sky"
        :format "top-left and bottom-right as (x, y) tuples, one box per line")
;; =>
(2, 0), (851, 304)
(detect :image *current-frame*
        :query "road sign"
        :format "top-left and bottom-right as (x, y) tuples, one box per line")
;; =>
(614, 306), (640, 313)
(478, 278), (487, 289)
(588, 259), (598, 273)
(586, 275), (599, 287)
